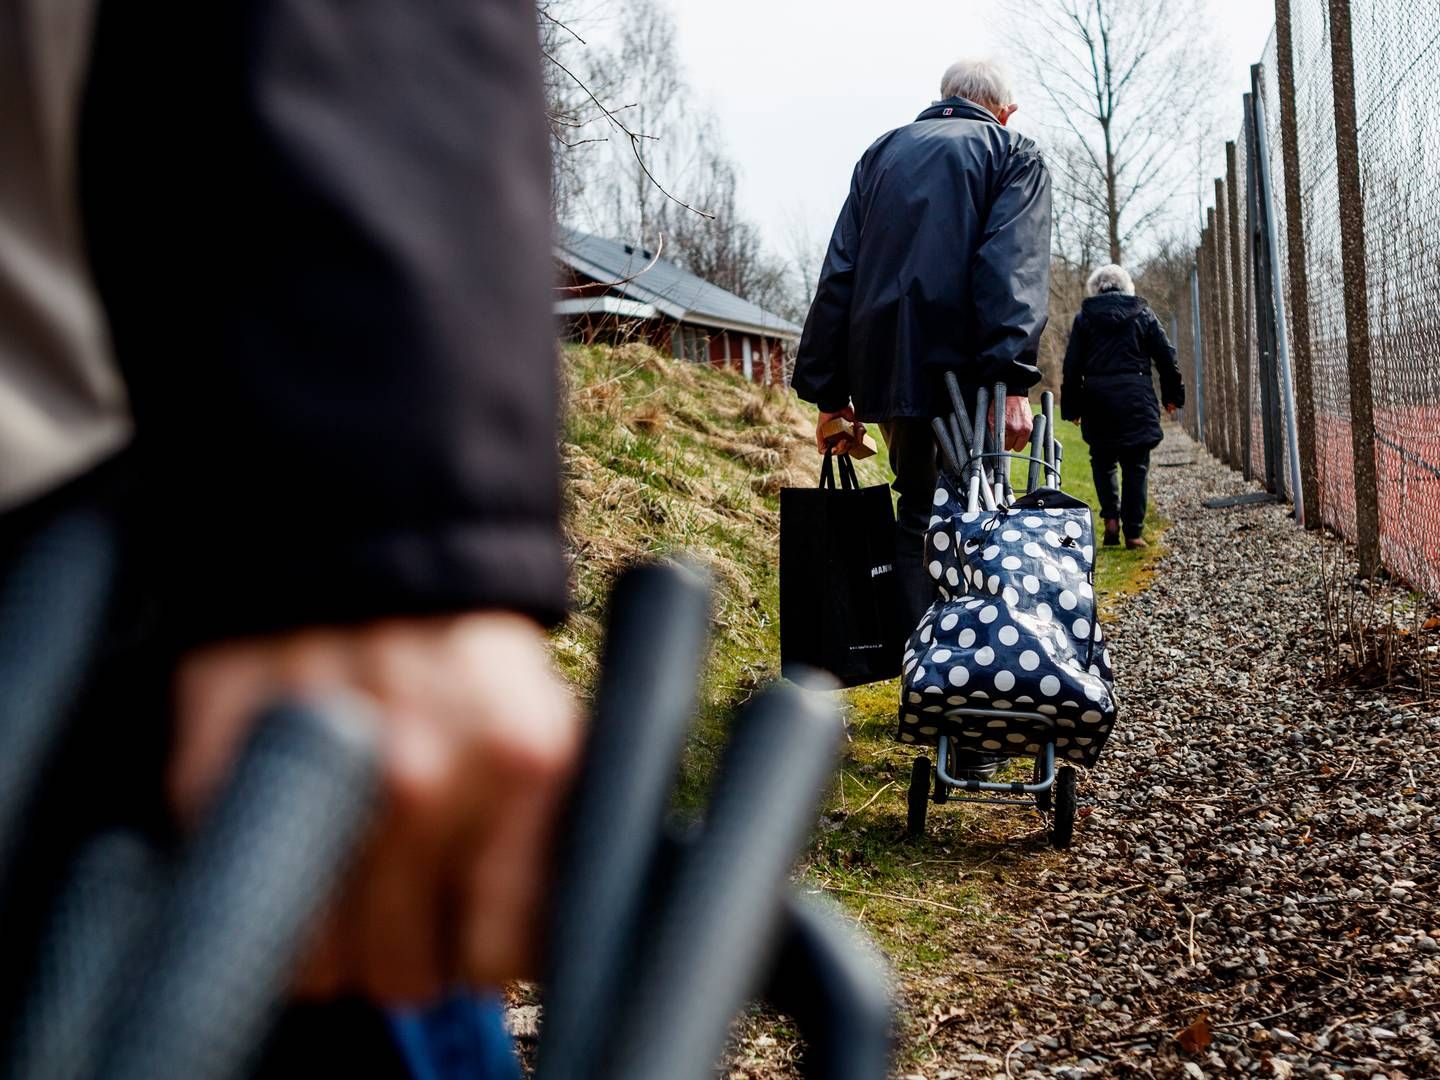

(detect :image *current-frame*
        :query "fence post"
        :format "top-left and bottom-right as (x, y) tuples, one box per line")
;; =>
(1197, 230), (1209, 449)
(1213, 181), (1232, 467)
(1251, 77), (1306, 523)
(1208, 204), (1227, 463)
(1327, 0), (1381, 576)
(1243, 97), (1270, 488)
(1247, 76), (1282, 495)
(1274, 0), (1322, 527)
(1190, 265), (1205, 441)
(1199, 224), (1215, 453)
(1225, 143), (1248, 477)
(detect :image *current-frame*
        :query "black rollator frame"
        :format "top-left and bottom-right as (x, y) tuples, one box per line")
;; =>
(0, 514), (892, 1080)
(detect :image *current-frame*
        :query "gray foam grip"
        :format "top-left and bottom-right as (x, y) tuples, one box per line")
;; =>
(763, 895), (894, 1080)
(95, 700), (380, 1080)
(0, 510), (119, 890)
(536, 562), (712, 1080)
(5, 833), (161, 1080)
(595, 680), (842, 1080)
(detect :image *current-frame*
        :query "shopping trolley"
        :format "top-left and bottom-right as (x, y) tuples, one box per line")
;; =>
(900, 376), (1118, 850)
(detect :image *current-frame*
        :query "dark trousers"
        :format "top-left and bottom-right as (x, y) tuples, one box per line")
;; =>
(882, 418), (997, 767)
(1090, 444), (1151, 539)
(880, 419), (940, 634)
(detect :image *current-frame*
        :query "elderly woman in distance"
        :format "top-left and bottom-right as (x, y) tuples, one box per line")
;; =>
(1060, 265), (1185, 549)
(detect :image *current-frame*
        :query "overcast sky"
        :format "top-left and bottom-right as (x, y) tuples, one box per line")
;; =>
(587, 1), (1276, 264)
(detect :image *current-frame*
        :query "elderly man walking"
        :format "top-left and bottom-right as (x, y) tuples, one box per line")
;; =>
(793, 61), (1052, 631)
(792, 59), (1051, 777)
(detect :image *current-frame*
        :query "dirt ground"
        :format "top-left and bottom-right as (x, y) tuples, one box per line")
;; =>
(726, 426), (1440, 1080)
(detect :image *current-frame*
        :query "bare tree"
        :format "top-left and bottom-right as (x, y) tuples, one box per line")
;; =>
(539, 1), (802, 321)
(539, 0), (712, 232)
(655, 125), (787, 309)
(1009, 0), (1218, 265)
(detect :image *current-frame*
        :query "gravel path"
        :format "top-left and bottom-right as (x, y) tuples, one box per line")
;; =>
(927, 427), (1440, 1079)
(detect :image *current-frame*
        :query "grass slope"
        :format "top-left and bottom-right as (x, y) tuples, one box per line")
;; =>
(558, 345), (1168, 1070)
(556, 343), (892, 804)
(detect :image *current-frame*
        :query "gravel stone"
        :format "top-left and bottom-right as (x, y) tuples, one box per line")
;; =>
(916, 429), (1440, 1078)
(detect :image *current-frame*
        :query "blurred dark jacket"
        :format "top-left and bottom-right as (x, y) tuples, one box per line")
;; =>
(0, 0), (567, 644)
(791, 97), (1052, 420)
(1060, 293), (1186, 450)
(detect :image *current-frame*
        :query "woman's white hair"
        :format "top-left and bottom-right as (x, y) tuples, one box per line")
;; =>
(1087, 264), (1136, 297)
(939, 59), (1012, 109)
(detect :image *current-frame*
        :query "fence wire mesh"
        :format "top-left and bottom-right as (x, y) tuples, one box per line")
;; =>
(1189, 0), (1440, 599)
(1353, 2), (1440, 597)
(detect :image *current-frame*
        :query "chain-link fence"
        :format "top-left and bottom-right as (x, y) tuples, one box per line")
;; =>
(1183, 0), (1440, 599)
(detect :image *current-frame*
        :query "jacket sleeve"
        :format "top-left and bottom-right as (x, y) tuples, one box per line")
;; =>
(80, 0), (568, 644)
(1144, 311), (1186, 408)
(968, 143), (1053, 392)
(1059, 313), (1086, 421)
(791, 164), (863, 412)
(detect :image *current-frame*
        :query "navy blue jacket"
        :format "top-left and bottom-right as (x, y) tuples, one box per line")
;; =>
(1060, 293), (1186, 450)
(792, 99), (1052, 419)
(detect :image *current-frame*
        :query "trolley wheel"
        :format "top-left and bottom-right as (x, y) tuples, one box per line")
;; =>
(907, 756), (931, 837)
(1051, 766), (1077, 850)
(1033, 755), (1052, 813)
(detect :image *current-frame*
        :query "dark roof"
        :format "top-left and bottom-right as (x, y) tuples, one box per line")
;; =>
(556, 227), (802, 340)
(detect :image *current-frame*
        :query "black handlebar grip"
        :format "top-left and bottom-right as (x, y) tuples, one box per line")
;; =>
(1040, 391), (1057, 485)
(594, 679), (842, 1080)
(1027, 415), (1049, 494)
(536, 561), (713, 1080)
(992, 382), (1015, 503)
(5, 833), (161, 1080)
(94, 699), (381, 1080)
(943, 371), (975, 451)
(0, 510), (119, 892)
(763, 895), (893, 1080)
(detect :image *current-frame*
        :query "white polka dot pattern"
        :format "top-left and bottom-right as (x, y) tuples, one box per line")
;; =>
(900, 486), (1117, 767)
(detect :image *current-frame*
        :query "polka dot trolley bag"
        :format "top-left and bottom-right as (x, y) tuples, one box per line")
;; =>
(897, 485), (1118, 766)
(898, 378), (1119, 848)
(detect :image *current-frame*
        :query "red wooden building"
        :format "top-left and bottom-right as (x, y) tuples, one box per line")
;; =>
(555, 228), (802, 384)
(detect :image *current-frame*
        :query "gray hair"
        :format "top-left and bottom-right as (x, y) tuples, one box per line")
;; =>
(939, 59), (1012, 109)
(1087, 264), (1136, 297)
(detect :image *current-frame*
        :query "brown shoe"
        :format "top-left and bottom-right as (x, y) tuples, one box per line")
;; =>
(1125, 536), (1148, 550)
(1103, 519), (1121, 546)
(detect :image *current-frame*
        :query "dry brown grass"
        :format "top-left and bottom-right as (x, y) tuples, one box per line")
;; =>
(553, 343), (892, 798)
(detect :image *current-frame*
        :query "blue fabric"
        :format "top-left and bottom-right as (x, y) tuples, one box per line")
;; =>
(898, 482), (1118, 766)
(388, 995), (520, 1080)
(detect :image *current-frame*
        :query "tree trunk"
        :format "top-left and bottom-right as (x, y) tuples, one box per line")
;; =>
(1102, 120), (1121, 264)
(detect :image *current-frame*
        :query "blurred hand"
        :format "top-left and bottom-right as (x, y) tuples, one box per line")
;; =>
(171, 613), (579, 1004)
(1003, 395), (1034, 451)
(1165, 403), (1178, 416)
(816, 406), (864, 455)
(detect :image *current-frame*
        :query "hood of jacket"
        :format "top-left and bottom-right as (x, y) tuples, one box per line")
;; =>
(1082, 292), (1148, 325)
(914, 97), (1001, 126)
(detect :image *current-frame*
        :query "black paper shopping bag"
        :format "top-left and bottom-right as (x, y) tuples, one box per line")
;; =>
(780, 451), (906, 687)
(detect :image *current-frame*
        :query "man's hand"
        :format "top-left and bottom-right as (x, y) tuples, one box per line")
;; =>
(1003, 395), (1034, 451)
(816, 406), (864, 454)
(1165, 403), (1178, 416)
(171, 613), (579, 1004)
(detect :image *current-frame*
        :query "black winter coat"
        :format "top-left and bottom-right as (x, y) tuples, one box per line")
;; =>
(77, 0), (567, 644)
(1060, 294), (1185, 450)
(791, 98), (1052, 420)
